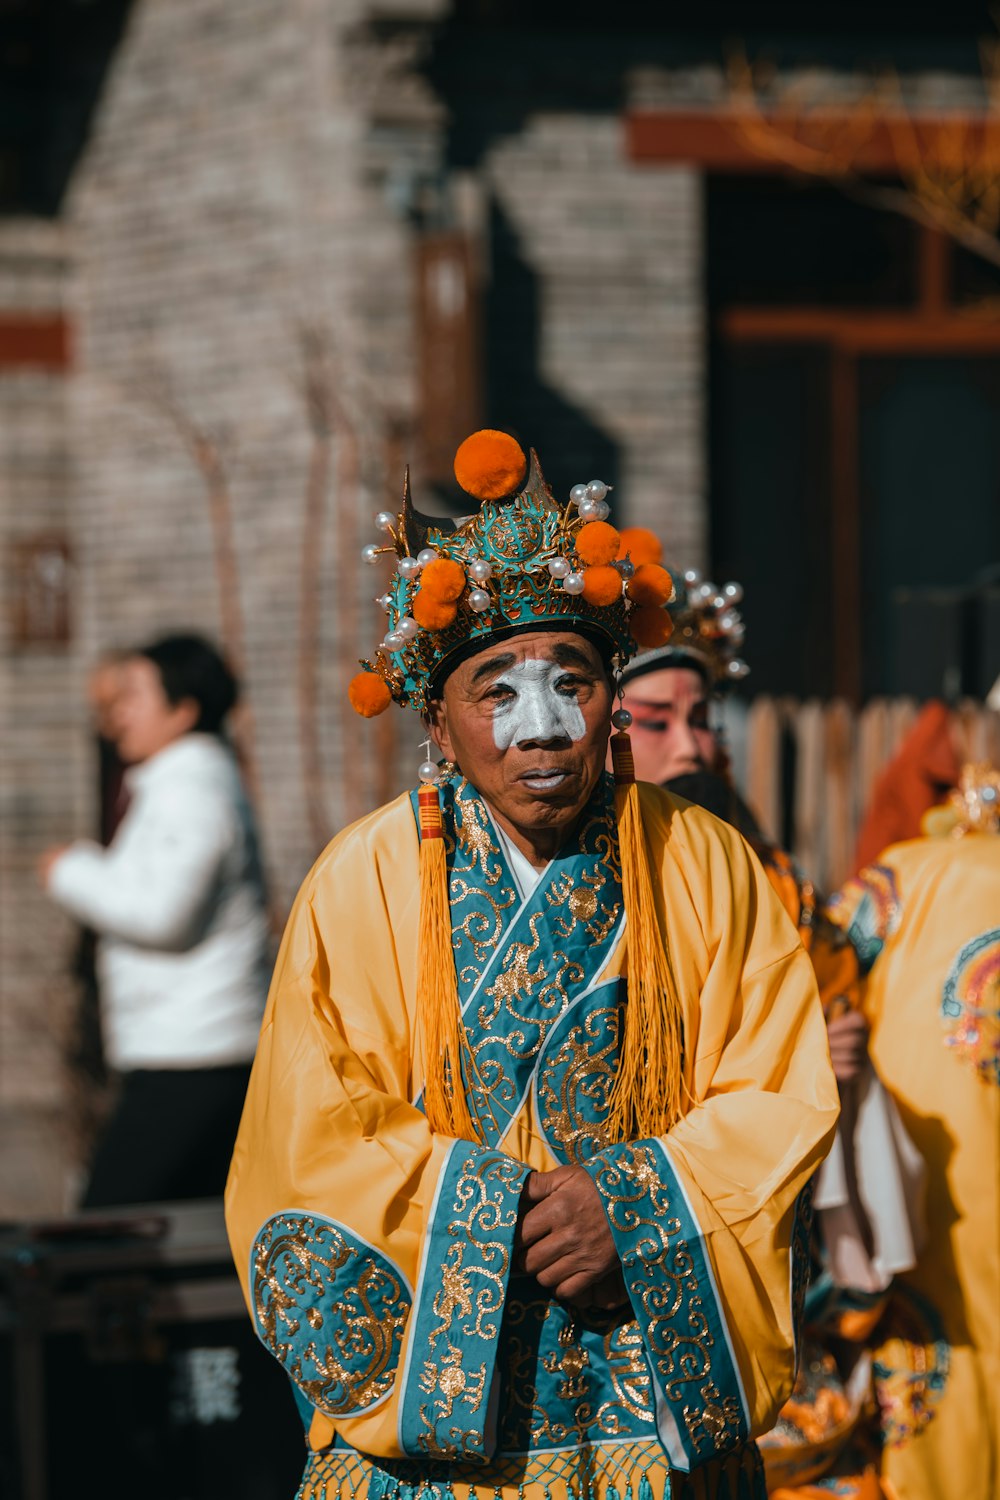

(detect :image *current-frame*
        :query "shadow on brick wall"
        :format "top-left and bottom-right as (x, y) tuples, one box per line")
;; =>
(485, 199), (620, 512)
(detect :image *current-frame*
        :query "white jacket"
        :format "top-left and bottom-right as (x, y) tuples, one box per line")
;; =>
(49, 734), (269, 1070)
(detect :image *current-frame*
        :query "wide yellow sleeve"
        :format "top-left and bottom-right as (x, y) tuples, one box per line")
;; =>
(588, 789), (840, 1455)
(225, 797), (529, 1462)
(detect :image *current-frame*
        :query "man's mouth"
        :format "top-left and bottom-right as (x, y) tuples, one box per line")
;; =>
(519, 768), (571, 792)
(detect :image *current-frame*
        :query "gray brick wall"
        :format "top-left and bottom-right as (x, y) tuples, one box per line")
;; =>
(483, 115), (704, 562)
(0, 221), (83, 1212)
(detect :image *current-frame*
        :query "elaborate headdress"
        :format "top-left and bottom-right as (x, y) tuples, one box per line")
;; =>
(614, 528), (749, 690)
(350, 430), (685, 1142)
(924, 761), (1000, 838)
(349, 430), (673, 718)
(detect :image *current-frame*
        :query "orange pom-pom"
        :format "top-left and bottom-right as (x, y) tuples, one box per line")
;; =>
(617, 527), (663, 567)
(630, 606), (674, 650)
(454, 429), (528, 501)
(575, 521), (621, 567)
(413, 591), (458, 631)
(627, 563), (673, 608)
(349, 672), (392, 717)
(581, 564), (624, 607)
(419, 558), (467, 604)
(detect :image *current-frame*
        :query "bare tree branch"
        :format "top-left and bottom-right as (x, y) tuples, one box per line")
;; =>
(724, 46), (1000, 274)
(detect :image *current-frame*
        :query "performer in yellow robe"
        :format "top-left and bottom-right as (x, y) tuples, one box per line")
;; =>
(226, 431), (839, 1500)
(612, 553), (895, 1499)
(824, 765), (1000, 1500)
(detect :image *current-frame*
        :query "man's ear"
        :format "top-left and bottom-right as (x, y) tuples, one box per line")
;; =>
(425, 697), (453, 762)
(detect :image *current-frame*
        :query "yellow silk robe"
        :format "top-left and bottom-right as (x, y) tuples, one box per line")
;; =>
(226, 777), (838, 1500)
(826, 834), (1000, 1500)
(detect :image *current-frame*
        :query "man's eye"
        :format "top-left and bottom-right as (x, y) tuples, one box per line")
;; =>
(486, 685), (514, 701)
(556, 675), (584, 695)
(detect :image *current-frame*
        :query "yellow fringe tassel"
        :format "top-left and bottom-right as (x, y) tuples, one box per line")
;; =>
(416, 785), (482, 1142)
(607, 730), (686, 1140)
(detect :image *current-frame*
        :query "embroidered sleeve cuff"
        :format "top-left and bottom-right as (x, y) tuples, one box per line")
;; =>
(398, 1141), (529, 1463)
(250, 1212), (412, 1420)
(581, 1138), (750, 1473)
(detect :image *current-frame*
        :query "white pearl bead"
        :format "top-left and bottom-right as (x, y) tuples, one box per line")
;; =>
(593, 500), (611, 521)
(468, 558), (492, 583)
(548, 555), (570, 579)
(722, 581), (744, 604)
(718, 611), (737, 632)
(397, 616), (418, 639)
(375, 593), (392, 612)
(416, 547), (438, 568)
(711, 594), (727, 612)
(418, 759), (438, 785)
(374, 511), (396, 533)
(727, 658), (750, 679)
(586, 480), (609, 502)
(383, 631), (405, 651)
(683, 568), (702, 587)
(570, 483), (589, 507)
(398, 556), (420, 579)
(577, 499), (599, 521)
(361, 543), (381, 565)
(468, 588), (491, 613)
(563, 571), (586, 595)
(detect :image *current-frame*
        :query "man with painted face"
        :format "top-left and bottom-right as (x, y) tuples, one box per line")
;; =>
(226, 432), (838, 1500)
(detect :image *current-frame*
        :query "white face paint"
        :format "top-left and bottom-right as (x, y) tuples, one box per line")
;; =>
(490, 658), (588, 750)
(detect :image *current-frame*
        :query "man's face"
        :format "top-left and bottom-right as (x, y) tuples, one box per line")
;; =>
(619, 665), (715, 785)
(426, 630), (614, 852)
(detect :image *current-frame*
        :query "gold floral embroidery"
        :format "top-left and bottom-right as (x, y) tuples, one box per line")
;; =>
(415, 1150), (525, 1460)
(535, 1004), (619, 1163)
(605, 1319), (652, 1421)
(252, 1214), (409, 1416)
(583, 1143), (748, 1459)
(499, 1298), (656, 1448)
(547, 867), (620, 945)
(418, 1341), (487, 1427)
(683, 1383), (742, 1452)
(456, 795), (504, 885)
(444, 780), (520, 1000)
(481, 913), (548, 1013)
(433, 774), (624, 1148)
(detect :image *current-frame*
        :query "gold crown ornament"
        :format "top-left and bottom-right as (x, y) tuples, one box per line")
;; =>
(348, 429), (675, 718)
(614, 527), (749, 691)
(923, 761), (1000, 839)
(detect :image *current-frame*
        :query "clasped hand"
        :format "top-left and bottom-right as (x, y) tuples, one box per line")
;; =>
(514, 1164), (628, 1312)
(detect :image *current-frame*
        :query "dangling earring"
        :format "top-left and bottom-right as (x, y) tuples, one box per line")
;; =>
(610, 682), (634, 785)
(417, 737), (455, 786)
(418, 738), (439, 785)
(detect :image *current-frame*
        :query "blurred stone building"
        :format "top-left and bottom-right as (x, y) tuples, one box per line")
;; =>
(1, 0), (998, 1211)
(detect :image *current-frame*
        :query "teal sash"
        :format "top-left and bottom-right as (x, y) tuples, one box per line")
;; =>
(409, 772), (625, 1148)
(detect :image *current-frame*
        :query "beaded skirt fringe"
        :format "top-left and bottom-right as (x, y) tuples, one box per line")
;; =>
(295, 1441), (765, 1500)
